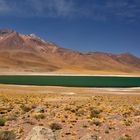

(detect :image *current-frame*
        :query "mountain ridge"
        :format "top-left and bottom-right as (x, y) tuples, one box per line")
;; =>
(0, 28), (140, 75)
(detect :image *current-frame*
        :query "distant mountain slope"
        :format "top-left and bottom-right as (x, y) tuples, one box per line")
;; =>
(0, 28), (140, 75)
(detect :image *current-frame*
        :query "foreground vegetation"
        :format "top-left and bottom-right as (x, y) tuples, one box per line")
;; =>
(0, 85), (140, 139)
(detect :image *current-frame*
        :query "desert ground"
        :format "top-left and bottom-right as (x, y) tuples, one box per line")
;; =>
(0, 85), (140, 140)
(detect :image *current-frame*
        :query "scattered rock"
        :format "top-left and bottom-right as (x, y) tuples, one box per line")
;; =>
(25, 126), (56, 140)
(79, 134), (98, 140)
(133, 104), (140, 115)
(107, 114), (123, 120)
(134, 104), (140, 111)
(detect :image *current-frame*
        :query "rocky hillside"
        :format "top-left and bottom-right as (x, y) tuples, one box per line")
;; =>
(0, 28), (140, 75)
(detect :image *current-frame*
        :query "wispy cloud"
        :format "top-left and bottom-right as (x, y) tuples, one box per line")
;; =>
(29, 0), (75, 17)
(79, 0), (140, 22)
(0, 0), (140, 22)
(105, 0), (140, 20)
(3, 0), (76, 18)
(0, 0), (11, 14)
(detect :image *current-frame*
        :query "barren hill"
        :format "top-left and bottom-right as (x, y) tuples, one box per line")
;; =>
(0, 28), (140, 75)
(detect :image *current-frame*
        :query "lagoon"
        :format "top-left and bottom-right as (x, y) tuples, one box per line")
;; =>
(0, 75), (140, 87)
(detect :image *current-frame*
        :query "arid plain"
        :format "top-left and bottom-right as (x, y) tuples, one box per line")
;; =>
(0, 84), (140, 140)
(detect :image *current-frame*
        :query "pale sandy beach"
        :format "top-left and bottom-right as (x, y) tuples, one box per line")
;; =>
(0, 72), (140, 77)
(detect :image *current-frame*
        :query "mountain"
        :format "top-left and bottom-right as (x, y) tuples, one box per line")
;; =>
(0, 28), (140, 75)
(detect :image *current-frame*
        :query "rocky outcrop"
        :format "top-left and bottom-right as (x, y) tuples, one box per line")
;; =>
(25, 126), (56, 140)
(34, 105), (46, 113)
(79, 134), (98, 140)
(0, 29), (15, 36)
(25, 126), (99, 140)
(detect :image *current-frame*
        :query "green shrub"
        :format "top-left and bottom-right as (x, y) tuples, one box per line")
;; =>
(34, 113), (45, 120)
(90, 107), (101, 118)
(105, 130), (109, 134)
(49, 123), (62, 131)
(123, 120), (132, 126)
(82, 124), (88, 128)
(119, 135), (132, 140)
(0, 130), (16, 140)
(0, 117), (6, 126)
(75, 110), (85, 116)
(91, 118), (102, 126)
(20, 105), (31, 112)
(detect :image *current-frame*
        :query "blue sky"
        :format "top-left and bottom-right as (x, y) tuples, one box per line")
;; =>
(0, 0), (140, 56)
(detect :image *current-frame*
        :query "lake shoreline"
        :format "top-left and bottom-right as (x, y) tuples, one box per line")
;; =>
(0, 84), (140, 95)
(0, 73), (140, 77)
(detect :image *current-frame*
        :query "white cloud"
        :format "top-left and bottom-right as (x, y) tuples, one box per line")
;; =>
(0, 0), (140, 22)
(30, 0), (75, 17)
(0, 0), (76, 18)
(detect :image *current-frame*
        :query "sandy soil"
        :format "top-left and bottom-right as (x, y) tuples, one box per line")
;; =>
(0, 84), (140, 95)
(0, 85), (140, 140)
